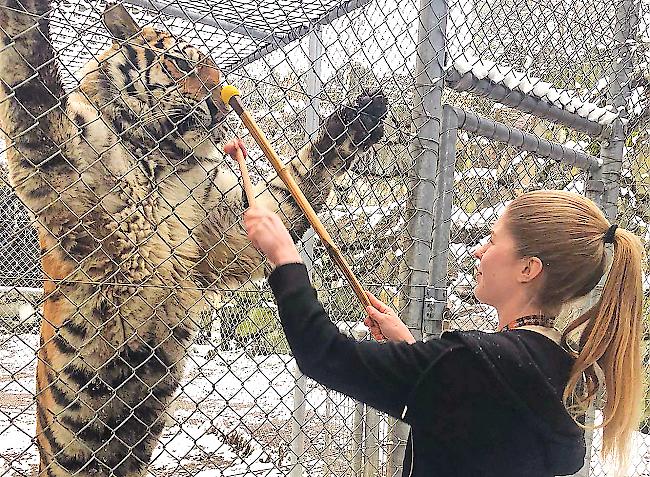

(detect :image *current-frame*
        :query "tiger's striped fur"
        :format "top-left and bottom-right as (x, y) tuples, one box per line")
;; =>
(0, 2), (387, 476)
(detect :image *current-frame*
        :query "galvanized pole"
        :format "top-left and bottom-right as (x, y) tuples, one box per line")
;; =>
(427, 107), (458, 327)
(289, 26), (323, 477)
(449, 107), (600, 171)
(324, 396), (333, 477)
(390, 0), (448, 475)
(289, 366), (307, 477)
(352, 402), (364, 474)
(305, 27), (322, 141)
(598, 0), (638, 222)
(572, 164), (602, 477)
(400, 0), (448, 339)
(363, 408), (380, 477)
(446, 70), (606, 138)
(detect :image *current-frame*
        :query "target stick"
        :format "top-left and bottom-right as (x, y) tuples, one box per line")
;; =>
(225, 138), (256, 207)
(221, 84), (372, 310)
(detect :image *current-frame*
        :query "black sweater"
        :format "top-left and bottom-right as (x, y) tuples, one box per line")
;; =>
(269, 263), (586, 477)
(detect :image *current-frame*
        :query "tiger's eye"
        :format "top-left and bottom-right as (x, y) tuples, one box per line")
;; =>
(175, 58), (191, 73)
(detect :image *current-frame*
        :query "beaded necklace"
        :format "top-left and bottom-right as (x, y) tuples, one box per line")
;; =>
(501, 315), (556, 331)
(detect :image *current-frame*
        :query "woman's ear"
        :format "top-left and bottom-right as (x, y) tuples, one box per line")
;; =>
(103, 3), (142, 41)
(519, 256), (543, 283)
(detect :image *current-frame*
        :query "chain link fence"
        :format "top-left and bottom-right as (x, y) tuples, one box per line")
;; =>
(0, 0), (648, 475)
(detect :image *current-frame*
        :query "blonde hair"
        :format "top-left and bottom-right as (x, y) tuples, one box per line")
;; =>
(505, 190), (644, 470)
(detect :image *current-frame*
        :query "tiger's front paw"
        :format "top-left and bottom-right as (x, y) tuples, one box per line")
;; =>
(340, 89), (388, 150)
(319, 89), (388, 167)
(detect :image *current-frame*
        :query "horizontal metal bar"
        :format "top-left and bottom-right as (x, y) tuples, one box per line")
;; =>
(123, 0), (281, 42)
(447, 105), (601, 172)
(227, 0), (375, 72)
(446, 70), (607, 138)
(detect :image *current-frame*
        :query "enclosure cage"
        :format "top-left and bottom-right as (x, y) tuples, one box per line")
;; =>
(0, 0), (648, 476)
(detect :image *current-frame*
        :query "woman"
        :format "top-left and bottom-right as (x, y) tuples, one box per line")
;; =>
(240, 178), (643, 476)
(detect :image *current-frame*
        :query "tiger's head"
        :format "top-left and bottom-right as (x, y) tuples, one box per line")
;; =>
(78, 4), (229, 158)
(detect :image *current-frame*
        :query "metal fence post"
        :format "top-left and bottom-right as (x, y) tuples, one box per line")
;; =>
(401, 0), (448, 338)
(289, 366), (308, 477)
(571, 153), (605, 477)
(323, 396), (333, 477)
(305, 27), (322, 141)
(363, 408), (380, 477)
(598, 0), (638, 222)
(352, 402), (364, 474)
(289, 26), (323, 477)
(571, 150), (604, 477)
(390, 0), (448, 475)
(426, 106), (459, 330)
(385, 416), (399, 477)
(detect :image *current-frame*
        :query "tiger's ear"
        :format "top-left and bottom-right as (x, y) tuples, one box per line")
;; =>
(103, 3), (142, 41)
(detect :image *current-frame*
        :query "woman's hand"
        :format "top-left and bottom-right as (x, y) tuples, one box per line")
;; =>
(243, 207), (302, 267)
(223, 137), (247, 161)
(243, 206), (415, 344)
(365, 292), (416, 344)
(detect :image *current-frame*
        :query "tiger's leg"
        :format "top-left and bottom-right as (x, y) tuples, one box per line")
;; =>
(35, 333), (174, 477)
(0, 0), (68, 205)
(34, 257), (184, 477)
(260, 89), (388, 232)
(0, 3), (102, 475)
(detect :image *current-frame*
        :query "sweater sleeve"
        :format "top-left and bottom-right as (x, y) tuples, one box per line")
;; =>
(268, 263), (467, 419)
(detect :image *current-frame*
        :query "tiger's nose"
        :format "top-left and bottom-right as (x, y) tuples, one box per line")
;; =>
(197, 59), (228, 115)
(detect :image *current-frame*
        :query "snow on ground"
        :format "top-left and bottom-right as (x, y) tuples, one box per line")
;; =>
(2, 332), (650, 476)
(0, 333), (348, 477)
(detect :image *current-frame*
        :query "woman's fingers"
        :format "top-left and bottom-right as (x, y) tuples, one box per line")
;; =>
(244, 206), (274, 220)
(236, 137), (248, 157)
(366, 304), (394, 324)
(243, 207), (301, 266)
(365, 291), (394, 315)
(364, 301), (415, 343)
(223, 140), (240, 157)
(224, 138), (247, 161)
(365, 305), (383, 322)
(364, 307), (388, 342)
(364, 317), (385, 341)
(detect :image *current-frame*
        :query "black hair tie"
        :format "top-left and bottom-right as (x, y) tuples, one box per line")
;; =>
(603, 224), (618, 244)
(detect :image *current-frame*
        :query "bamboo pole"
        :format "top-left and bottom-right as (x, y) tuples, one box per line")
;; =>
(221, 85), (371, 310)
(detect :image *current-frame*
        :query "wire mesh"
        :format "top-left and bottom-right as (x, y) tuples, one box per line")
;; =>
(0, 0), (648, 476)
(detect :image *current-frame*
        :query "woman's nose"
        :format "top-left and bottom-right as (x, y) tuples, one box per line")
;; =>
(472, 244), (484, 259)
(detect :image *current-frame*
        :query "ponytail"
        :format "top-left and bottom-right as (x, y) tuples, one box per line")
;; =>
(561, 227), (644, 470)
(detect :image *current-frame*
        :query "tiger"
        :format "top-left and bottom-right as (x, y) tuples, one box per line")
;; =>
(0, 1), (387, 476)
